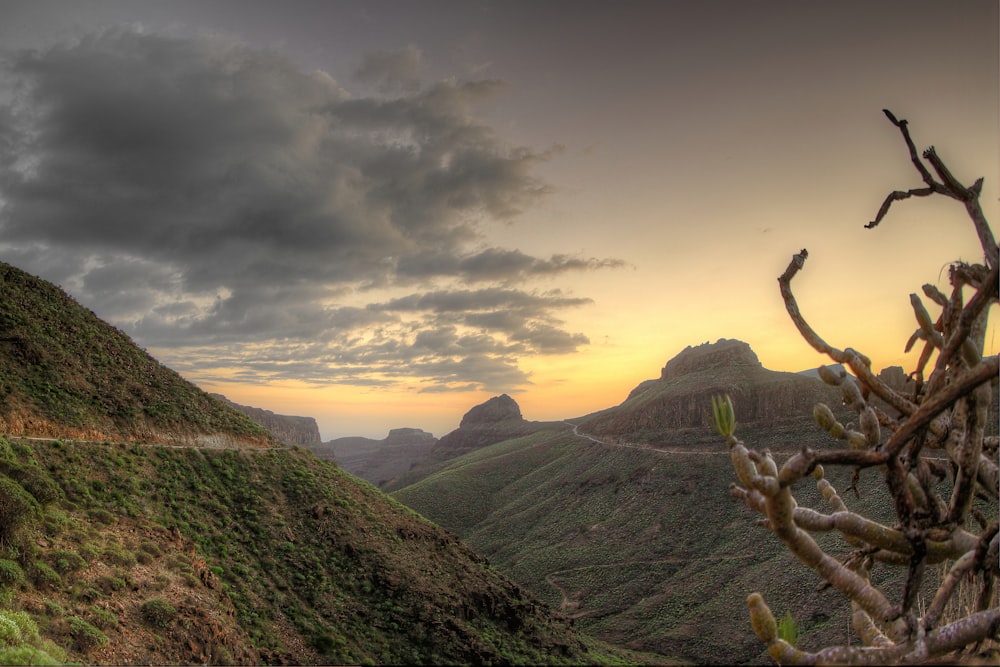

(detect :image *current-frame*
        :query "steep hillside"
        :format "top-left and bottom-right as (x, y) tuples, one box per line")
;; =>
(0, 262), (276, 447)
(0, 259), (665, 665)
(310, 428), (438, 488)
(385, 394), (567, 491)
(0, 435), (664, 665)
(212, 395), (321, 446)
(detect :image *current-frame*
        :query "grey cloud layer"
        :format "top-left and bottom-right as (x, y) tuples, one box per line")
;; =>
(0, 29), (618, 391)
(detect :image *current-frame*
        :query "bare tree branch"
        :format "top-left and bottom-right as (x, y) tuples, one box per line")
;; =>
(719, 110), (999, 664)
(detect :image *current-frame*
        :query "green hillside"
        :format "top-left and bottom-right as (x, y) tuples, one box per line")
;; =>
(0, 262), (275, 446)
(392, 428), (943, 664)
(0, 435), (673, 665)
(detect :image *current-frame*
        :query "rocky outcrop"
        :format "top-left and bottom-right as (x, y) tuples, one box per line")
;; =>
(385, 427), (436, 444)
(459, 394), (523, 427)
(383, 396), (566, 491)
(212, 395), (321, 446)
(581, 339), (850, 447)
(661, 338), (761, 380)
(436, 395), (553, 456)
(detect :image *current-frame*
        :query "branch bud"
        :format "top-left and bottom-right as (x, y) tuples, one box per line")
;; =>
(813, 403), (842, 437)
(747, 593), (777, 641)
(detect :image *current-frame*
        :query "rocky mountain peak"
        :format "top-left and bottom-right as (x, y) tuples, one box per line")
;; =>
(459, 394), (523, 427)
(660, 338), (761, 380)
(385, 427), (435, 443)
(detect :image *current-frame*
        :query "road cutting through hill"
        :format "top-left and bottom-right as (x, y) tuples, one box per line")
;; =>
(11, 435), (283, 451)
(563, 420), (953, 462)
(545, 554), (757, 619)
(564, 421), (730, 455)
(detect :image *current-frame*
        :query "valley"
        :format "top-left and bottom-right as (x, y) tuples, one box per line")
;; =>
(0, 260), (664, 665)
(0, 257), (994, 665)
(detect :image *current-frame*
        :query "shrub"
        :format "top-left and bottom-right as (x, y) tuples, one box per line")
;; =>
(0, 464), (62, 506)
(0, 478), (41, 545)
(0, 646), (60, 665)
(0, 615), (22, 647)
(94, 574), (126, 595)
(77, 544), (98, 562)
(27, 562), (61, 590)
(138, 540), (162, 558)
(66, 616), (108, 652)
(49, 550), (86, 574)
(86, 509), (114, 525)
(0, 560), (25, 588)
(42, 602), (64, 618)
(0, 610), (63, 664)
(100, 544), (136, 567)
(140, 599), (176, 628)
(87, 606), (118, 631)
(41, 509), (69, 536)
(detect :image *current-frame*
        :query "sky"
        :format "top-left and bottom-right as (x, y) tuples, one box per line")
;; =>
(0, 1), (996, 440)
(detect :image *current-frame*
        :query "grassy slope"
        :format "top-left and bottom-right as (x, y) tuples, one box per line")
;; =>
(0, 262), (274, 445)
(393, 428), (948, 665)
(0, 435), (669, 666)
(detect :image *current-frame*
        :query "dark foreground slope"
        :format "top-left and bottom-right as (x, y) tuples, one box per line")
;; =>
(0, 435), (661, 665)
(0, 262), (275, 447)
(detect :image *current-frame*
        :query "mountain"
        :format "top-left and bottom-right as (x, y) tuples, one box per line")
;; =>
(0, 261), (277, 448)
(308, 427), (438, 487)
(211, 394), (321, 446)
(392, 340), (892, 664)
(577, 338), (851, 449)
(0, 261), (657, 665)
(384, 394), (568, 491)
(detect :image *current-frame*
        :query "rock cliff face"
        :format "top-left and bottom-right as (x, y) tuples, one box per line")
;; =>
(436, 394), (551, 454)
(212, 395), (321, 446)
(459, 394), (523, 427)
(581, 339), (849, 447)
(660, 338), (761, 380)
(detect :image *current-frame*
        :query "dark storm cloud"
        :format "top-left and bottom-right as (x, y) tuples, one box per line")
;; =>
(352, 45), (424, 92)
(0, 27), (618, 391)
(397, 248), (626, 282)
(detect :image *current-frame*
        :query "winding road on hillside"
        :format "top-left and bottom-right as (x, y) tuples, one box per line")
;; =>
(544, 554), (757, 618)
(564, 421), (730, 456)
(12, 435), (281, 451)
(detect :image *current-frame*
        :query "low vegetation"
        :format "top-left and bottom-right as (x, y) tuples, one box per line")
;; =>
(0, 435), (661, 665)
(0, 262), (275, 445)
(394, 427), (902, 664)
